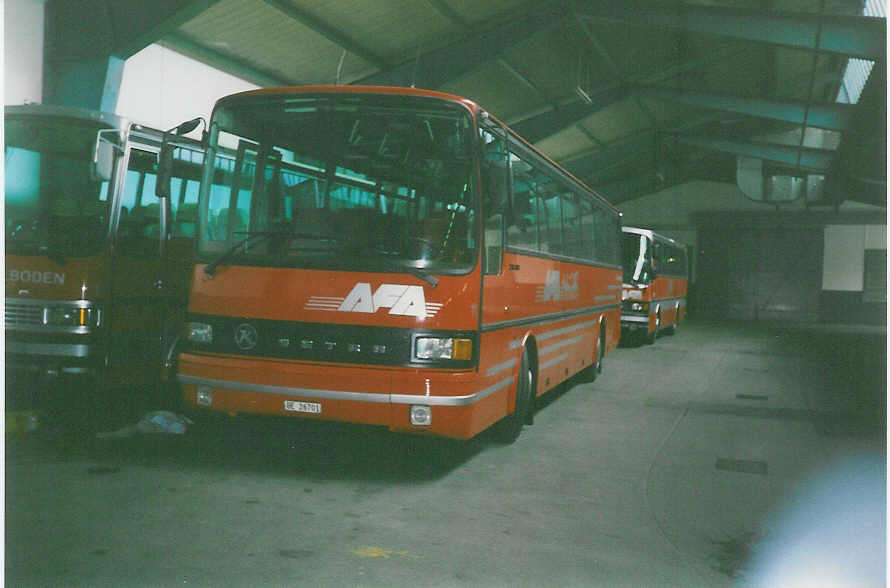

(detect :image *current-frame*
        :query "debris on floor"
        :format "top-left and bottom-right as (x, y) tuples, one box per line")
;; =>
(96, 411), (194, 439)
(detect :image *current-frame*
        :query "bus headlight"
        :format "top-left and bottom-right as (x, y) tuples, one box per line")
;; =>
(46, 304), (100, 328)
(623, 301), (649, 313)
(410, 405), (432, 426)
(185, 322), (213, 343)
(414, 337), (473, 361)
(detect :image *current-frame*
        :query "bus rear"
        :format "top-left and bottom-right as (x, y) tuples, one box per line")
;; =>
(177, 87), (621, 440)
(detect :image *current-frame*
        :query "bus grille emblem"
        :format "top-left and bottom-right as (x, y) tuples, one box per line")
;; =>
(234, 323), (259, 350)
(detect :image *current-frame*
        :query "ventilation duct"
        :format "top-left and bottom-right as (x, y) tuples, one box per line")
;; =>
(736, 156), (825, 204)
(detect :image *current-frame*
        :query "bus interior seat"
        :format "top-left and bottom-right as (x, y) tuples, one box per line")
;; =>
(174, 203), (198, 238)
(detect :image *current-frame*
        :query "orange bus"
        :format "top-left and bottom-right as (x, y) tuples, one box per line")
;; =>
(620, 227), (688, 344)
(5, 104), (203, 411)
(173, 86), (623, 441)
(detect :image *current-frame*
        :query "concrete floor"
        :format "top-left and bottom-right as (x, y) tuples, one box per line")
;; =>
(6, 319), (886, 587)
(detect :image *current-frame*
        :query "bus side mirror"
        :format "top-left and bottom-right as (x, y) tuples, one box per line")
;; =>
(156, 117), (204, 199)
(92, 140), (116, 181)
(483, 160), (511, 218)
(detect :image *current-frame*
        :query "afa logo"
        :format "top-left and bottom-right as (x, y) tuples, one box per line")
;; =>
(536, 270), (579, 302)
(304, 283), (443, 319)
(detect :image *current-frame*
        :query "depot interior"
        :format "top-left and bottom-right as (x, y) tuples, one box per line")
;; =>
(5, 0), (887, 584)
(8, 0), (885, 326)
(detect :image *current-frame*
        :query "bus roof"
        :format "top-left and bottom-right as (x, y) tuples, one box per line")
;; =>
(622, 226), (685, 246)
(215, 85), (481, 112)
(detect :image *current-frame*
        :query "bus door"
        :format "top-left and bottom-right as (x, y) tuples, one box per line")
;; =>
(106, 145), (172, 392)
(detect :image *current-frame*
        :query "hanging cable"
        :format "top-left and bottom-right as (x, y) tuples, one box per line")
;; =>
(335, 49), (347, 86)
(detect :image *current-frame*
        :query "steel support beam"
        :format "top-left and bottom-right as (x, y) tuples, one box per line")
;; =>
(43, 55), (125, 112)
(560, 130), (656, 180)
(577, 1), (885, 60)
(262, 0), (391, 70)
(160, 34), (292, 87)
(117, 0), (223, 58)
(44, 1), (224, 108)
(507, 43), (746, 143)
(353, 2), (568, 88)
(674, 135), (835, 171)
(636, 85), (856, 131)
(510, 86), (628, 143)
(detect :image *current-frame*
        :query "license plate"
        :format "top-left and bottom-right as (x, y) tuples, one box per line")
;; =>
(284, 400), (322, 414)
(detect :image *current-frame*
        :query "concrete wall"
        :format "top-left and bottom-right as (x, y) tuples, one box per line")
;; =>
(5, 0), (46, 105)
(2, 3), (256, 131)
(822, 224), (887, 324)
(823, 225), (887, 291)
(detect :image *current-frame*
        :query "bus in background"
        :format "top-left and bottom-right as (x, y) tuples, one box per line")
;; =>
(5, 104), (203, 415)
(621, 227), (688, 344)
(173, 86), (623, 442)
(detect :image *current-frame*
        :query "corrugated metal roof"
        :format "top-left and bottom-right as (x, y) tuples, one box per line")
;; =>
(127, 0), (883, 205)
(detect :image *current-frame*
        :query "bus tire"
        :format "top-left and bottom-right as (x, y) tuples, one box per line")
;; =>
(665, 306), (679, 335)
(496, 349), (533, 444)
(578, 328), (604, 383)
(646, 310), (660, 345)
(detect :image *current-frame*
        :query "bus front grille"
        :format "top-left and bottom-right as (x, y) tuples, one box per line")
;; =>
(5, 302), (45, 328)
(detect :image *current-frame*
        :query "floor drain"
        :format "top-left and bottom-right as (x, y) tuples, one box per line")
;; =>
(715, 458), (767, 475)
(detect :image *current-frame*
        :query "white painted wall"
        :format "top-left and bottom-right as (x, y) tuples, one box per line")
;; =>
(823, 224), (887, 291)
(116, 44), (259, 134)
(4, 0), (45, 105)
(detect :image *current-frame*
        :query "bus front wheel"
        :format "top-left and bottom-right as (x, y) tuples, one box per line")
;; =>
(496, 349), (534, 444)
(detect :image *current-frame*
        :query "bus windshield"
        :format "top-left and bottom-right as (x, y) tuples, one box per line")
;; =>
(5, 116), (114, 259)
(198, 93), (477, 274)
(622, 232), (650, 284)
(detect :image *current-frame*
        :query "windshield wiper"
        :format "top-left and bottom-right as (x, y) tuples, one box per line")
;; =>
(398, 262), (438, 288)
(204, 225), (297, 276)
(363, 246), (439, 288)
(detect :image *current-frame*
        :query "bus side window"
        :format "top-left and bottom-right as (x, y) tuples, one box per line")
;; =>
(506, 152), (538, 250)
(577, 198), (594, 260)
(480, 127), (506, 274)
(561, 192), (582, 258)
(592, 205), (613, 265)
(117, 150), (162, 257)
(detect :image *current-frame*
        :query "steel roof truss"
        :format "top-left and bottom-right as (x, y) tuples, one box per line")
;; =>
(637, 85), (856, 131)
(577, 2), (885, 60)
(675, 135), (834, 171)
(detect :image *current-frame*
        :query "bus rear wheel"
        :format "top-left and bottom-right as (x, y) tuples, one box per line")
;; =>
(665, 305), (680, 335)
(646, 311), (660, 345)
(578, 329), (604, 383)
(496, 349), (533, 444)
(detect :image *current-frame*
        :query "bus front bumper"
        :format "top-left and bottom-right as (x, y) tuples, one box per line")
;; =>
(177, 353), (511, 440)
(620, 314), (650, 333)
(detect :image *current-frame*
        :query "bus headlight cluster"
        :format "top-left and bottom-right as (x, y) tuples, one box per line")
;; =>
(414, 337), (473, 361)
(410, 405), (432, 426)
(185, 322), (214, 343)
(46, 304), (101, 328)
